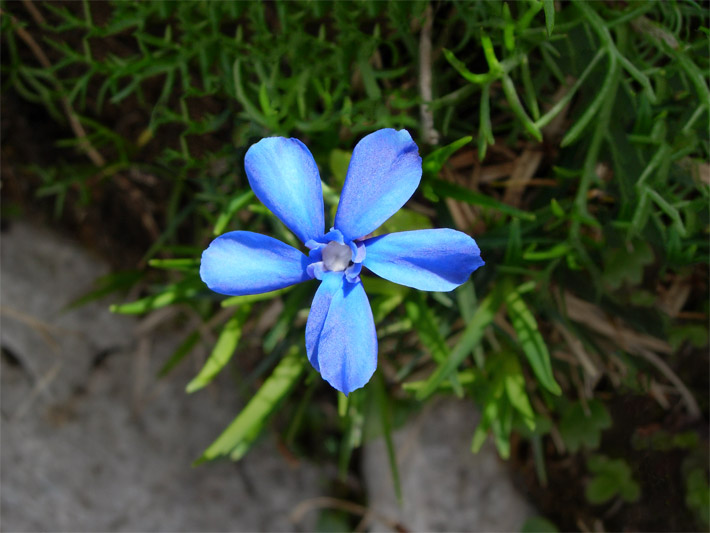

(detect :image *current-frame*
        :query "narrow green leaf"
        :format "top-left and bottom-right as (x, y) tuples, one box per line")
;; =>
(442, 48), (493, 85)
(455, 281), (476, 323)
(646, 187), (687, 237)
(428, 178), (536, 220)
(263, 283), (312, 353)
(64, 270), (142, 311)
(221, 286), (294, 307)
(148, 258), (200, 270)
(406, 295), (462, 396)
(504, 217), (522, 264)
(213, 190), (255, 236)
(535, 48), (605, 130)
(504, 282), (561, 395)
(195, 346), (305, 464)
(373, 372), (402, 504)
(110, 278), (201, 315)
(478, 84), (495, 159)
(523, 243), (572, 261)
(501, 73), (543, 141)
(520, 55), (540, 121)
(550, 198), (565, 218)
(491, 396), (513, 458)
(502, 353), (536, 429)
(232, 59), (268, 127)
(502, 3), (516, 52)
(357, 59), (381, 99)
(186, 305), (251, 393)
(338, 391), (364, 480)
(481, 34), (502, 75)
(561, 51), (618, 147)
(422, 136), (472, 176)
(415, 284), (504, 400)
(158, 330), (201, 377)
(542, 0), (555, 36)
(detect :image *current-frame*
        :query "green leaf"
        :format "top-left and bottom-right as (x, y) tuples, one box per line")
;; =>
(503, 356), (536, 430)
(479, 84), (495, 159)
(442, 48), (492, 85)
(263, 283), (312, 353)
(422, 136), (472, 176)
(504, 282), (561, 395)
(361, 276), (410, 297)
(560, 51), (618, 147)
(502, 3), (515, 52)
(379, 208), (433, 234)
(427, 178), (536, 221)
(186, 305), (251, 393)
(110, 278), (201, 315)
(685, 468), (710, 526)
(338, 390), (364, 480)
(328, 148), (352, 189)
(213, 190), (255, 235)
(221, 286), (294, 307)
(559, 399), (612, 453)
(148, 257), (200, 271)
(415, 283), (505, 400)
(542, 0), (555, 36)
(523, 243), (572, 261)
(472, 393), (512, 458)
(64, 270), (142, 311)
(585, 455), (641, 504)
(195, 346), (305, 464)
(501, 73), (542, 141)
(602, 240), (654, 289)
(522, 516), (559, 533)
(373, 372), (402, 503)
(158, 330), (201, 377)
(406, 294), (462, 396)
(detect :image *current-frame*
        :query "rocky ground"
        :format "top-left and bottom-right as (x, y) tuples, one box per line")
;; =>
(1, 220), (532, 532)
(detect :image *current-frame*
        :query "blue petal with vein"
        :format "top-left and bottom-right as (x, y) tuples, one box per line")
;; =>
(363, 228), (484, 291)
(200, 231), (310, 296)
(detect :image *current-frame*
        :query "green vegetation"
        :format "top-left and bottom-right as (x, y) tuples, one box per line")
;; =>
(3, 1), (707, 530)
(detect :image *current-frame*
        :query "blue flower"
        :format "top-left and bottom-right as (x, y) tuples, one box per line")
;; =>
(200, 129), (484, 394)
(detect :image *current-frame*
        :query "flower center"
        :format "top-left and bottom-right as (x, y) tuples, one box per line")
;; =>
(321, 241), (352, 272)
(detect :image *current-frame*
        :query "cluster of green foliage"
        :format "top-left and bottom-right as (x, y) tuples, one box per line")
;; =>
(3, 0), (708, 527)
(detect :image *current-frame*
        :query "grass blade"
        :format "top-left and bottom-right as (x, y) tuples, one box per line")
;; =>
(428, 178), (536, 221)
(195, 345), (305, 464)
(110, 278), (201, 314)
(221, 286), (295, 307)
(504, 282), (561, 395)
(415, 283), (504, 400)
(186, 305), (251, 393)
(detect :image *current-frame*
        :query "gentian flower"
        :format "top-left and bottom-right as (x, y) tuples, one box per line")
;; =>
(200, 129), (484, 394)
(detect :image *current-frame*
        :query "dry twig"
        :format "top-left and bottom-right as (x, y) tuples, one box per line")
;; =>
(418, 3), (439, 145)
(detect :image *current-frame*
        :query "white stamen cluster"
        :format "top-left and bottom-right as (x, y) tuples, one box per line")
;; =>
(322, 241), (352, 272)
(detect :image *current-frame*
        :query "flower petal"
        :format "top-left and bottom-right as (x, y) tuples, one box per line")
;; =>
(200, 231), (310, 295)
(334, 129), (422, 241)
(245, 137), (325, 243)
(306, 272), (378, 395)
(363, 229), (484, 291)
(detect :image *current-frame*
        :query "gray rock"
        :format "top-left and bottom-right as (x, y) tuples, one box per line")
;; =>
(1, 221), (322, 532)
(363, 399), (533, 532)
